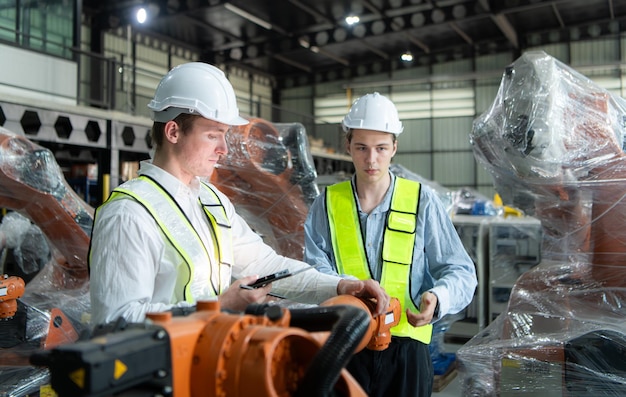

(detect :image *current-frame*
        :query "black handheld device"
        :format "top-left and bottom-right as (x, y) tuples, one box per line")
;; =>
(244, 269), (291, 289)
(240, 266), (315, 290)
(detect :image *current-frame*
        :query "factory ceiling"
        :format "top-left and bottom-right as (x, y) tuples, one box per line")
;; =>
(82, 0), (626, 89)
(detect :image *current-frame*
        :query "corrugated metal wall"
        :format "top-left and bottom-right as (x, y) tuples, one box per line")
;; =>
(280, 37), (626, 200)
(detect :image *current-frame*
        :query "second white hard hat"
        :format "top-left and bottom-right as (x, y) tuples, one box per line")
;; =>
(342, 92), (403, 135)
(148, 62), (249, 126)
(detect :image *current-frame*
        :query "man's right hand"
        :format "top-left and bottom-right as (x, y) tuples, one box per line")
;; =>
(337, 278), (390, 317)
(219, 275), (273, 312)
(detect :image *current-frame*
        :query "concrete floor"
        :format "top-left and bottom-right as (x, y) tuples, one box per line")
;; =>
(433, 371), (462, 397)
(432, 343), (464, 397)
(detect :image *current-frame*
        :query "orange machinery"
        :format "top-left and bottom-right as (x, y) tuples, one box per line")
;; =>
(32, 295), (401, 397)
(0, 120), (387, 396)
(0, 274), (25, 318)
(0, 127), (93, 289)
(211, 119), (318, 260)
(462, 51), (626, 396)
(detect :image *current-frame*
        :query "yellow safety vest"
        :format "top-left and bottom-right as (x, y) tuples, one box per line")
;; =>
(326, 178), (432, 344)
(92, 175), (233, 302)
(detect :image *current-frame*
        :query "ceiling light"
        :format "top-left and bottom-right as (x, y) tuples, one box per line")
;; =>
(298, 37), (310, 48)
(224, 3), (272, 30)
(345, 15), (360, 25)
(401, 51), (413, 62)
(136, 7), (147, 24)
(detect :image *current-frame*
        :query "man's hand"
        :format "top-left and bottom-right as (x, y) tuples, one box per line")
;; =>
(219, 275), (273, 312)
(405, 291), (438, 327)
(337, 279), (390, 317)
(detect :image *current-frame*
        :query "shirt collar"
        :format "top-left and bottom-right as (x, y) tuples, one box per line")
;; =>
(350, 171), (396, 214)
(137, 160), (202, 197)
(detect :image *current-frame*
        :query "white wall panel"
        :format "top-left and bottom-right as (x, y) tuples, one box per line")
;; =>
(394, 153), (432, 180)
(571, 38), (619, 65)
(526, 43), (569, 63)
(0, 43), (76, 104)
(433, 152), (475, 186)
(314, 123), (344, 150)
(278, 86), (315, 124)
(432, 59), (473, 75)
(433, 117), (473, 151)
(399, 119), (432, 150)
(476, 163), (494, 185)
(475, 84), (500, 114)
(475, 53), (513, 74)
(392, 65), (432, 81)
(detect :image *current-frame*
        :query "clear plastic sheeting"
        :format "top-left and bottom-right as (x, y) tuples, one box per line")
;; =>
(0, 118), (325, 395)
(0, 127), (94, 395)
(390, 163), (454, 212)
(0, 365), (50, 397)
(0, 127), (93, 288)
(0, 211), (49, 281)
(390, 163), (503, 217)
(450, 187), (501, 217)
(212, 119), (319, 260)
(459, 51), (626, 395)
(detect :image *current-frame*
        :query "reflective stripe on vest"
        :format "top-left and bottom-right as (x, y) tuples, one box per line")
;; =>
(103, 176), (232, 302)
(326, 178), (432, 344)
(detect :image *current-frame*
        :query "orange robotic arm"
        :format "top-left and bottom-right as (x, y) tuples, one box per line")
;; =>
(31, 296), (400, 397)
(0, 274), (25, 318)
(211, 119), (318, 260)
(0, 128), (93, 289)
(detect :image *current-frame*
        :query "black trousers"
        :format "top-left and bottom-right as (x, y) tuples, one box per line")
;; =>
(346, 336), (434, 397)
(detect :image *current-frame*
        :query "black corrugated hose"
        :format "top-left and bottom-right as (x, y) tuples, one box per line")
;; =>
(289, 304), (370, 397)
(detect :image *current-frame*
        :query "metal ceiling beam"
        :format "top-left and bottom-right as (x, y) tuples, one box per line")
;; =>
(180, 14), (244, 45)
(405, 33), (431, 54)
(223, 2), (291, 37)
(286, 0), (334, 25)
(479, 0), (518, 49)
(359, 0), (385, 18)
(272, 54), (313, 73)
(491, 14), (518, 49)
(220, 1), (354, 70)
(312, 46), (350, 66)
(449, 21), (473, 44)
(359, 39), (390, 59)
(551, 3), (565, 28)
(291, 2), (479, 58)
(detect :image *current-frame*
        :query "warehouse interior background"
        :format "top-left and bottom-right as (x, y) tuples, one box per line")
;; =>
(1, 0), (625, 201)
(1, 1), (626, 395)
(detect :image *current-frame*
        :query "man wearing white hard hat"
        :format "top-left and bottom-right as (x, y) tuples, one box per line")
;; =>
(303, 92), (477, 397)
(89, 63), (390, 325)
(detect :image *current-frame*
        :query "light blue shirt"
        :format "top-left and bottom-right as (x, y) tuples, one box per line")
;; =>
(304, 172), (477, 321)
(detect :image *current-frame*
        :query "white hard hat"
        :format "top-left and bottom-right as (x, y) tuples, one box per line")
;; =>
(342, 92), (403, 135)
(148, 62), (249, 126)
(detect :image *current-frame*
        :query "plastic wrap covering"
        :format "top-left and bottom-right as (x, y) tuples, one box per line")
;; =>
(0, 211), (49, 282)
(0, 127), (93, 287)
(211, 118), (319, 260)
(450, 187), (502, 217)
(0, 127), (93, 395)
(0, 366), (50, 397)
(459, 51), (626, 395)
(389, 163), (502, 217)
(389, 164), (454, 211)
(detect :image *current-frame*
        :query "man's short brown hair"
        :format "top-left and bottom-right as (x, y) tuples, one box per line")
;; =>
(150, 112), (201, 148)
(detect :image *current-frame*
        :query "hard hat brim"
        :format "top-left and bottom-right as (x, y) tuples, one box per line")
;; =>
(151, 106), (250, 126)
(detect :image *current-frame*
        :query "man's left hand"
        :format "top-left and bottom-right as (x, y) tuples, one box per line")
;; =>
(406, 291), (438, 327)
